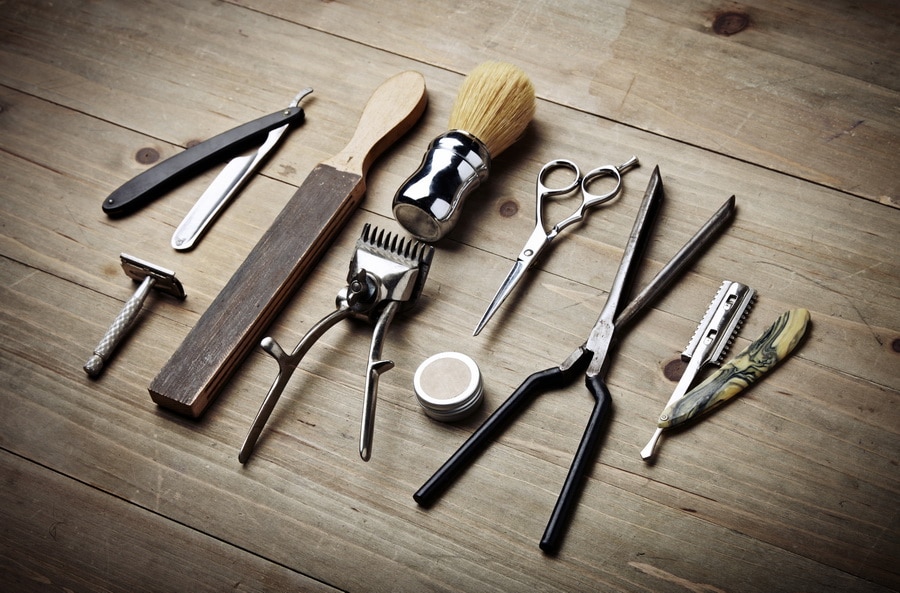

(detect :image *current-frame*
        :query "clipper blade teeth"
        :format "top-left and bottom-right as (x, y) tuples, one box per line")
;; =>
(353, 223), (435, 310)
(360, 224), (431, 265)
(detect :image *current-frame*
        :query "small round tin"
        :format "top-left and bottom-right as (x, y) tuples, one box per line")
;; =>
(413, 352), (483, 422)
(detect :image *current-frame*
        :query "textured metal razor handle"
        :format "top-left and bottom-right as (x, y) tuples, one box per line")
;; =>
(84, 276), (155, 377)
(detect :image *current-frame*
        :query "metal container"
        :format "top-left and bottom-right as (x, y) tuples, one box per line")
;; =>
(413, 351), (484, 421)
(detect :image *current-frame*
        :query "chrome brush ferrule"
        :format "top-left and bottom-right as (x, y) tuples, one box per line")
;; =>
(392, 130), (491, 242)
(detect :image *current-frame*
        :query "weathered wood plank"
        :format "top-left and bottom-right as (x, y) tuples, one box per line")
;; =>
(234, 0), (900, 207)
(0, 452), (338, 593)
(3, 77), (895, 383)
(0, 215), (896, 591)
(3, 0), (897, 207)
(0, 0), (898, 591)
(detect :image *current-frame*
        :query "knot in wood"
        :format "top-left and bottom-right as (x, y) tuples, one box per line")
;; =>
(135, 147), (160, 164)
(499, 200), (519, 217)
(663, 358), (686, 381)
(713, 11), (750, 36)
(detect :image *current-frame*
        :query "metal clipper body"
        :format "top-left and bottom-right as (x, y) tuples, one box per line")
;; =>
(239, 224), (434, 464)
(392, 130), (491, 242)
(339, 225), (432, 320)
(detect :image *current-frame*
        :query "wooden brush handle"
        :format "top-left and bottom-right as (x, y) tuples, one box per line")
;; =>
(658, 308), (810, 429)
(324, 70), (428, 177)
(149, 71), (427, 417)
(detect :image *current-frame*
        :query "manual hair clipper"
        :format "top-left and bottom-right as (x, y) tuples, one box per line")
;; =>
(640, 280), (756, 461)
(239, 224), (435, 463)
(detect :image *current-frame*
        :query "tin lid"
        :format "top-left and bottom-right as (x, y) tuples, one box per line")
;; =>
(413, 352), (483, 422)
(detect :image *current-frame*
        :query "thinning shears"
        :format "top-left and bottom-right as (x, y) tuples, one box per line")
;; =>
(473, 156), (640, 336)
(416, 167), (737, 554)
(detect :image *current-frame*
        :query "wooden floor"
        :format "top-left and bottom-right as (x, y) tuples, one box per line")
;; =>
(1, 1), (898, 591)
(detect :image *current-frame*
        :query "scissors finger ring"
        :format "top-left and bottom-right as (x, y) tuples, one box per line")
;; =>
(536, 159), (582, 199)
(580, 155), (640, 206)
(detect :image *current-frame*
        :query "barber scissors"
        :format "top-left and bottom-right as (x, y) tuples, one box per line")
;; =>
(473, 156), (640, 336)
(416, 168), (738, 553)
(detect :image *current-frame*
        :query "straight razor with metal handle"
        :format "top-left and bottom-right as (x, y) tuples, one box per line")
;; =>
(149, 71), (428, 417)
(658, 307), (810, 429)
(102, 96), (308, 217)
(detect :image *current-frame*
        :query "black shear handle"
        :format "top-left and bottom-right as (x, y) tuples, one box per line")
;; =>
(414, 363), (580, 507)
(539, 373), (612, 554)
(414, 349), (611, 554)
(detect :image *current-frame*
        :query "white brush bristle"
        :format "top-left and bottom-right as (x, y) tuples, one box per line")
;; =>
(448, 62), (536, 157)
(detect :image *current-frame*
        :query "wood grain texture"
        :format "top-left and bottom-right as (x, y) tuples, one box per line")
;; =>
(236, 0), (900, 207)
(0, 451), (338, 592)
(0, 0), (897, 591)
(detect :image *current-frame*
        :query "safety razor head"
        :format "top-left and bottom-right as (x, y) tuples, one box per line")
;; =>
(120, 253), (186, 299)
(682, 280), (755, 366)
(345, 224), (434, 319)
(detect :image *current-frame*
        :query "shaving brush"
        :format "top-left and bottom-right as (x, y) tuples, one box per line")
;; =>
(393, 62), (536, 241)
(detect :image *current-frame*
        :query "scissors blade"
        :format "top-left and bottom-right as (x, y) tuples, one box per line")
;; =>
(474, 224), (552, 335)
(171, 88), (313, 250)
(473, 259), (528, 336)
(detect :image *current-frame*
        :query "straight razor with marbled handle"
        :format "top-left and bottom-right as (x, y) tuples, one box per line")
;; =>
(658, 308), (810, 429)
(641, 280), (755, 460)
